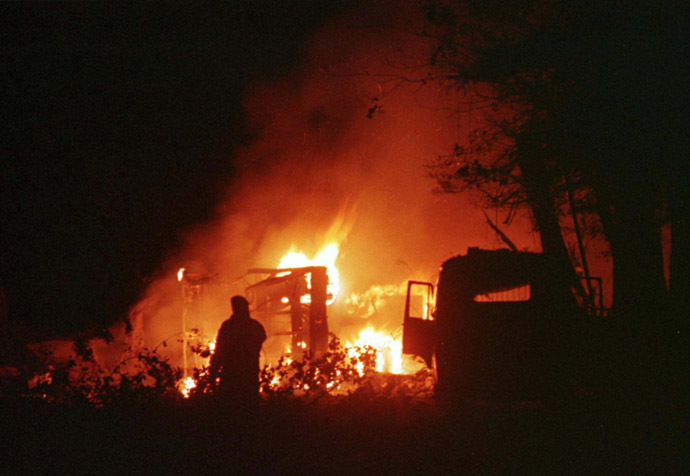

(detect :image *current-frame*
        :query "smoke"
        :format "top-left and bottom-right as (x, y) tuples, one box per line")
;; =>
(125, 3), (537, 364)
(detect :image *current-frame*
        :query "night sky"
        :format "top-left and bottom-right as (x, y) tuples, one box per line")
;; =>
(1, 2), (351, 335)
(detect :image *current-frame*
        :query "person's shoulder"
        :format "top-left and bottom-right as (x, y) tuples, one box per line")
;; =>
(250, 318), (266, 334)
(249, 318), (265, 329)
(218, 317), (233, 330)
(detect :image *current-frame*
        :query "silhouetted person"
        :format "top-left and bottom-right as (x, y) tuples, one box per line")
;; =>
(209, 295), (266, 411)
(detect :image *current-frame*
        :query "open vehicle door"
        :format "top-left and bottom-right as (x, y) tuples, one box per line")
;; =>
(402, 280), (435, 368)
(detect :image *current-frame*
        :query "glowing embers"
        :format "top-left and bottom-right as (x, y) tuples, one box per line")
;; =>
(178, 337), (215, 398)
(277, 243), (340, 305)
(294, 341), (307, 350)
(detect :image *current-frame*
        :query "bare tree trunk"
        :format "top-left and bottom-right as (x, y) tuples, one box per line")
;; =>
(610, 195), (666, 322)
(669, 190), (690, 325)
(517, 139), (580, 307)
(588, 170), (671, 396)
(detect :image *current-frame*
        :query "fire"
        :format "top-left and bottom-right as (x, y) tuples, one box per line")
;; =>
(177, 338), (215, 398)
(345, 283), (406, 318)
(258, 328), (410, 395)
(186, 328), (416, 398)
(177, 267), (185, 282)
(277, 243), (340, 305)
(177, 236), (423, 397)
(180, 376), (196, 398)
(346, 327), (403, 375)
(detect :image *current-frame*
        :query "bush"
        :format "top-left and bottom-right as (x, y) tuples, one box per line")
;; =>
(258, 336), (379, 401)
(27, 336), (182, 407)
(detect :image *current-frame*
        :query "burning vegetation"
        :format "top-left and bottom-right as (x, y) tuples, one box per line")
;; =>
(174, 236), (428, 399)
(12, 228), (432, 406)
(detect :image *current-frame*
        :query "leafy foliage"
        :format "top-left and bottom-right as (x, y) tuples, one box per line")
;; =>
(258, 336), (378, 400)
(17, 333), (428, 408)
(186, 335), (380, 401)
(27, 336), (182, 407)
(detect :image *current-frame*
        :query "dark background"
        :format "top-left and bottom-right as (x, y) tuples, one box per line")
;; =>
(1, 2), (350, 335)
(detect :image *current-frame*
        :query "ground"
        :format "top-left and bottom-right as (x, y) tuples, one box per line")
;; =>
(1, 391), (686, 475)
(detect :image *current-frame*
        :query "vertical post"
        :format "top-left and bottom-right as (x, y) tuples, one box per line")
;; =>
(309, 267), (329, 355)
(289, 281), (304, 358)
(181, 285), (188, 381)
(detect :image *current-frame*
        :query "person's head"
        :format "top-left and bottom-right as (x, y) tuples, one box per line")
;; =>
(231, 295), (250, 319)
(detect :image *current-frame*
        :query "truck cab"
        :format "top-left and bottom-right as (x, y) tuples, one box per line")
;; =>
(403, 248), (598, 401)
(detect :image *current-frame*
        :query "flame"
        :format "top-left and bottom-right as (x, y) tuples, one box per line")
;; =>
(177, 267), (185, 282)
(277, 243), (340, 305)
(345, 282), (406, 318)
(177, 234), (423, 397)
(220, 327), (417, 397)
(180, 376), (196, 398)
(178, 338), (215, 398)
(346, 327), (403, 375)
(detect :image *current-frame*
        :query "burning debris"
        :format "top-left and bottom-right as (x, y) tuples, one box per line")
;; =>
(174, 243), (428, 398)
(165, 231), (431, 399)
(182, 333), (432, 402)
(247, 265), (330, 356)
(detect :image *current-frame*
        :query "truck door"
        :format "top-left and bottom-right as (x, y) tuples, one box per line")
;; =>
(402, 280), (435, 367)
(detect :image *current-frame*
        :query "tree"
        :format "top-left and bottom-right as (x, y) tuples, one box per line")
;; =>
(423, 0), (599, 308)
(417, 0), (688, 333)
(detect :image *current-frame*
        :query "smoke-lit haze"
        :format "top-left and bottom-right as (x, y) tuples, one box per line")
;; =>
(127, 4), (538, 365)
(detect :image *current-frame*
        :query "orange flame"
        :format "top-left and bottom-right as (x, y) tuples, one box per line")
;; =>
(277, 243), (340, 305)
(346, 327), (403, 375)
